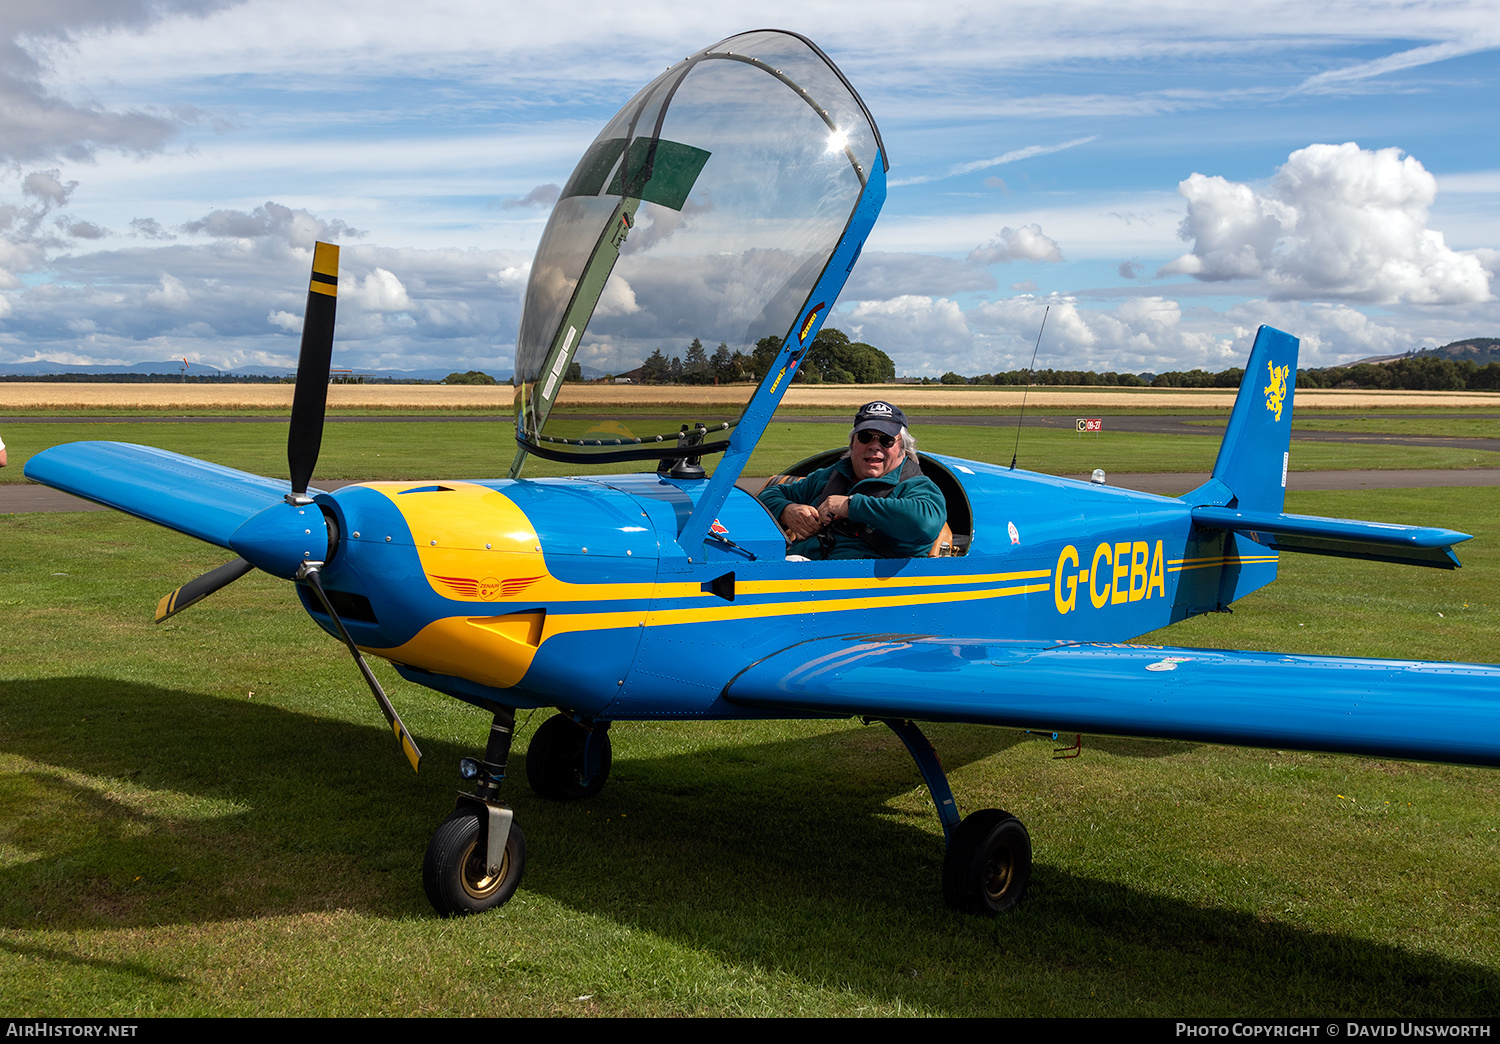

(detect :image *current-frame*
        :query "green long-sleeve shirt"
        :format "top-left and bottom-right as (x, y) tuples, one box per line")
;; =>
(757, 457), (947, 560)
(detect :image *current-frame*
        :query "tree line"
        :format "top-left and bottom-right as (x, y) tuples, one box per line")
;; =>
(629, 328), (896, 385)
(936, 356), (1500, 392)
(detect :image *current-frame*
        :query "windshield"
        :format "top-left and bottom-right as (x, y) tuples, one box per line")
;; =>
(512, 29), (884, 467)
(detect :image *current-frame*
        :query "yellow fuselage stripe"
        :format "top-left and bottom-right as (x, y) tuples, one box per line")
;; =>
(540, 581), (1052, 637)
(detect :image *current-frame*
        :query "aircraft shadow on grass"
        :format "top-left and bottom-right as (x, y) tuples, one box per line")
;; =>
(1, 676), (1494, 1015)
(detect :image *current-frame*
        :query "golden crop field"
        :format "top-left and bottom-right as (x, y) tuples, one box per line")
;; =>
(2, 381), (1498, 411)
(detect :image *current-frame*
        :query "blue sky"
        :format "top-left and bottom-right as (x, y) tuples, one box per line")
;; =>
(1, 0), (1497, 378)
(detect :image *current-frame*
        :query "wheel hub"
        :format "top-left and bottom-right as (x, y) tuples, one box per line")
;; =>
(461, 841), (507, 901)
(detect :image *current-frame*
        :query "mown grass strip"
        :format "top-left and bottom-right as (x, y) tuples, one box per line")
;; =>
(7, 419), (1500, 486)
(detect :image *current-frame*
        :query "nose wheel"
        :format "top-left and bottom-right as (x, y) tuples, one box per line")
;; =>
(423, 807), (526, 916)
(423, 706), (529, 917)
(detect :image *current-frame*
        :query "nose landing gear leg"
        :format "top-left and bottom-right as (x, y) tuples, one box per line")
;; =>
(423, 707), (527, 917)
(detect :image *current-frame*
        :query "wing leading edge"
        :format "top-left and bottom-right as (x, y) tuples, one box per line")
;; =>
(24, 441), (314, 549)
(722, 635), (1500, 768)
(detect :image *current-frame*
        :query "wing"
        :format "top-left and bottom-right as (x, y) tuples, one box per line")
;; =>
(722, 635), (1500, 768)
(25, 441), (316, 549)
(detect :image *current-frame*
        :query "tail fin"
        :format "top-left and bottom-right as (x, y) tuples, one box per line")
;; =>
(1181, 325), (1470, 598)
(1195, 325), (1299, 512)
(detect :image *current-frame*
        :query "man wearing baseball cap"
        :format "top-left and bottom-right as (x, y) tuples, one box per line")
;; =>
(758, 400), (946, 559)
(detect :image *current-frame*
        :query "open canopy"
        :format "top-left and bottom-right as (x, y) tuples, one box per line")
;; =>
(511, 29), (886, 467)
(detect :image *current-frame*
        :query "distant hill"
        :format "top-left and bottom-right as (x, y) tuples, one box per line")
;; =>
(1348, 338), (1500, 366)
(1420, 338), (1500, 363)
(0, 359), (513, 383)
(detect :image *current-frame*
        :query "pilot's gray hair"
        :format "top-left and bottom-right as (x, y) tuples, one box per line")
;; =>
(844, 426), (919, 461)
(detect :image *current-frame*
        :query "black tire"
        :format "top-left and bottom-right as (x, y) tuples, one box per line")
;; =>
(422, 808), (525, 917)
(525, 714), (611, 800)
(942, 808), (1031, 915)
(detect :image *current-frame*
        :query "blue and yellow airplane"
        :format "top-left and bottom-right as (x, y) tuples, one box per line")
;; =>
(25, 30), (1500, 918)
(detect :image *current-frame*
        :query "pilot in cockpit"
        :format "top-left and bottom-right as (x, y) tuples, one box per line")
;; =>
(758, 401), (947, 560)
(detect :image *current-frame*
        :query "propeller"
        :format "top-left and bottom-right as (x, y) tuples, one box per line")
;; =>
(155, 241), (341, 624)
(150, 241), (423, 772)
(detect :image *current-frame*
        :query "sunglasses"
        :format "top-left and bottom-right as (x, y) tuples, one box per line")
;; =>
(856, 430), (896, 448)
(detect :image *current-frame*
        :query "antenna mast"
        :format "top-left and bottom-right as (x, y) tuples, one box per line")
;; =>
(1009, 304), (1049, 470)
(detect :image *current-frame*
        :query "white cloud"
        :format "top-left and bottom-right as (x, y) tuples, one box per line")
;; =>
(1293, 41), (1486, 94)
(267, 309), (300, 331)
(502, 184), (561, 209)
(844, 252), (996, 298)
(0, 2), (206, 164)
(146, 273), (190, 309)
(346, 267), (414, 312)
(967, 294), (1234, 372)
(594, 272), (639, 318)
(22, 170), (77, 206)
(842, 295), (973, 373)
(181, 201), (364, 248)
(1163, 143), (1493, 305)
(869, 195), (1185, 258)
(1222, 299), (1441, 366)
(890, 136), (1097, 187)
(969, 224), (1064, 265)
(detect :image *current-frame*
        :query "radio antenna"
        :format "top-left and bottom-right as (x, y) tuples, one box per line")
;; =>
(1010, 304), (1049, 470)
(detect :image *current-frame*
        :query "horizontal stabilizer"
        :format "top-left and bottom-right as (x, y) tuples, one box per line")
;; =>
(25, 441), (314, 549)
(1192, 506), (1471, 569)
(723, 635), (1500, 768)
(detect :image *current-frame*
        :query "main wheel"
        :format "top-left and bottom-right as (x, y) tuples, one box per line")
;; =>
(942, 808), (1031, 915)
(422, 808), (526, 917)
(525, 714), (611, 800)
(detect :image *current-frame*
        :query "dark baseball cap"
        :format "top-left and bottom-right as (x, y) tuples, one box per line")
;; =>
(852, 400), (907, 437)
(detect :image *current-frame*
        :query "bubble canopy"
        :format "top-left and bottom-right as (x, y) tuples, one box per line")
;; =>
(511, 29), (886, 469)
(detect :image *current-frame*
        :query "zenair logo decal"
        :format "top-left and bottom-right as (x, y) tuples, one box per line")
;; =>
(711, 519), (729, 536)
(1263, 360), (1289, 422)
(430, 574), (541, 600)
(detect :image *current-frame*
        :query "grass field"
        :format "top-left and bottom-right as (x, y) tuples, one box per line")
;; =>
(2, 475), (1498, 1015)
(4, 381), (1500, 413)
(6, 416), (1500, 486)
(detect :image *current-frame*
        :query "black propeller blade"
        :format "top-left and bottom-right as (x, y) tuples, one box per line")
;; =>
(155, 556), (255, 623)
(153, 242), (341, 623)
(150, 241), (419, 773)
(288, 241), (340, 497)
(298, 561), (422, 773)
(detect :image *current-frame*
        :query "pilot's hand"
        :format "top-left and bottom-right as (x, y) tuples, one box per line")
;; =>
(780, 503), (823, 541)
(819, 495), (850, 525)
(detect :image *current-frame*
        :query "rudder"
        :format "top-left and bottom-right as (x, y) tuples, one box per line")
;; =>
(1200, 325), (1299, 513)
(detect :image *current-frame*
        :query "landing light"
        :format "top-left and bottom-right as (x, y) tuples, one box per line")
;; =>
(459, 757), (481, 780)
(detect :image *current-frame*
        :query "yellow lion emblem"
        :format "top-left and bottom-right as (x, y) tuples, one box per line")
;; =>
(1263, 361), (1289, 422)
